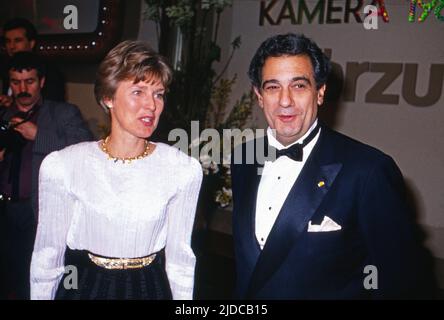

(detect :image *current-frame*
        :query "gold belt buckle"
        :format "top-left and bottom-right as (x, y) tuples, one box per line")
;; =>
(88, 253), (157, 270)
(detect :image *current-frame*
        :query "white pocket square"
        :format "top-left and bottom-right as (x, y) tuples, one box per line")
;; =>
(307, 216), (342, 232)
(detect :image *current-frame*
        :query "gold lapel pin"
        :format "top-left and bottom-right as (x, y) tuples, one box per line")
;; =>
(317, 181), (325, 188)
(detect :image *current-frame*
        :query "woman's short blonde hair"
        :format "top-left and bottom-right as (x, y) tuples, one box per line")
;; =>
(94, 40), (172, 111)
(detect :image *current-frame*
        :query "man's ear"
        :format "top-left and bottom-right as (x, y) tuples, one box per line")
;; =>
(30, 39), (36, 50)
(317, 84), (326, 106)
(253, 86), (264, 109)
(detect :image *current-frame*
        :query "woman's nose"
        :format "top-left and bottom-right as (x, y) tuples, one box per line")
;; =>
(143, 95), (156, 111)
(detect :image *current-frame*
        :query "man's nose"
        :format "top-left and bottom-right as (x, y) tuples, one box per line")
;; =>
(19, 82), (27, 92)
(279, 87), (292, 107)
(7, 44), (15, 55)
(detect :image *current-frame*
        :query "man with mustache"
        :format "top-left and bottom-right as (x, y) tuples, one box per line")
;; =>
(0, 18), (66, 107)
(0, 51), (92, 299)
(230, 33), (436, 299)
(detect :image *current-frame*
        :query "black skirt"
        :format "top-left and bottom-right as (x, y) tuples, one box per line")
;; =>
(55, 247), (172, 300)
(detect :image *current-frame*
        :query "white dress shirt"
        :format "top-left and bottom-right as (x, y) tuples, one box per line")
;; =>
(30, 141), (203, 300)
(255, 120), (321, 249)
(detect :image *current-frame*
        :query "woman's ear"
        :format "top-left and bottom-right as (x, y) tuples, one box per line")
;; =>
(103, 98), (113, 109)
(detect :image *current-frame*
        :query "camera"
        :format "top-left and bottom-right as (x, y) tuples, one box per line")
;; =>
(0, 107), (26, 151)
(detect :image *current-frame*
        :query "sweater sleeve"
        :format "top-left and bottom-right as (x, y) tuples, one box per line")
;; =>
(164, 156), (203, 300)
(30, 151), (74, 300)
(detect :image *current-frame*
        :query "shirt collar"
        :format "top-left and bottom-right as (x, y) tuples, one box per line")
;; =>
(267, 119), (319, 150)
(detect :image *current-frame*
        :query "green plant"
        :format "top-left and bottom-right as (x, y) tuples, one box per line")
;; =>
(144, 0), (241, 133)
(144, 0), (253, 208)
(201, 79), (255, 208)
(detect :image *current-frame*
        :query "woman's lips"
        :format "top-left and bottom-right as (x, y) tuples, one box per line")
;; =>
(140, 116), (154, 126)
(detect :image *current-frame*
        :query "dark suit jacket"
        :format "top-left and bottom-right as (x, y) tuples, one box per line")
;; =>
(231, 125), (436, 299)
(2, 99), (93, 218)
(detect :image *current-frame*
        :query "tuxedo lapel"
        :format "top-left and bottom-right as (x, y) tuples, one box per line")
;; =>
(237, 162), (262, 251)
(233, 138), (267, 283)
(246, 128), (343, 297)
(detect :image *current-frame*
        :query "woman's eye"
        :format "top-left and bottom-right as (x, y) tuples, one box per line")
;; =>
(155, 93), (165, 99)
(132, 90), (142, 95)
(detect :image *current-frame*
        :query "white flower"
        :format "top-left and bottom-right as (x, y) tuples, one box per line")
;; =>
(200, 154), (212, 168)
(209, 161), (219, 174)
(215, 187), (232, 208)
(222, 152), (231, 168)
(222, 187), (232, 198)
(199, 154), (221, 175)
(189, 136), (201, 148)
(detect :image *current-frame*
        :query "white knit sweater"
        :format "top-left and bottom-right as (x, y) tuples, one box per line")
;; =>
(30, 141), (203, 300)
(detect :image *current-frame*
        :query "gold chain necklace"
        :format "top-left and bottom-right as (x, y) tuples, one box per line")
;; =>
(101, 136), (154, 164)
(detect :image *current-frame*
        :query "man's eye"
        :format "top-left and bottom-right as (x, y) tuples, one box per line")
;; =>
(265, 85), (279, 91)
(26, 80), (35, 85)
(132, 90), (142, 95)
(155, 93), (165, 99)
(292, 83), (305, 89)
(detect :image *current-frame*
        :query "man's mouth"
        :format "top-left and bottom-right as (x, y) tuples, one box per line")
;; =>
(277, 115), (296, 122)
(17, 93), (32, 99)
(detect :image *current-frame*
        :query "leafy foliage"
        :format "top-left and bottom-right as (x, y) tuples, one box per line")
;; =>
(144, 0), (253, 208)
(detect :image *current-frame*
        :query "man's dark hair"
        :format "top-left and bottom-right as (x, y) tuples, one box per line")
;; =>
(3, 17), (38, 42)
(8, 51), (46, 79)
(248, 33), (331, 90)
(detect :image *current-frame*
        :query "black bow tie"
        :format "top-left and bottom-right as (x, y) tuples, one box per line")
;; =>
(272, 123), (321, 162)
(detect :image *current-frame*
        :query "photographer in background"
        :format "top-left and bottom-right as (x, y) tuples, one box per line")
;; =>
(0, 17), (66, 106)
(0, 52), (93, 299)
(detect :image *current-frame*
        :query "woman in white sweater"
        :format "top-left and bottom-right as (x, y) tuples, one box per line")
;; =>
(30, 41), (202, 300)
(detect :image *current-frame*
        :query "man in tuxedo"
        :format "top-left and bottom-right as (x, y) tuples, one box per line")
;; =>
(0, 51), (92, 299)
(230, 33), (435, 299)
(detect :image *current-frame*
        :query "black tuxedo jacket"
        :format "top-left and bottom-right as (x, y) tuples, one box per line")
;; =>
(231, 125), (435, 299)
